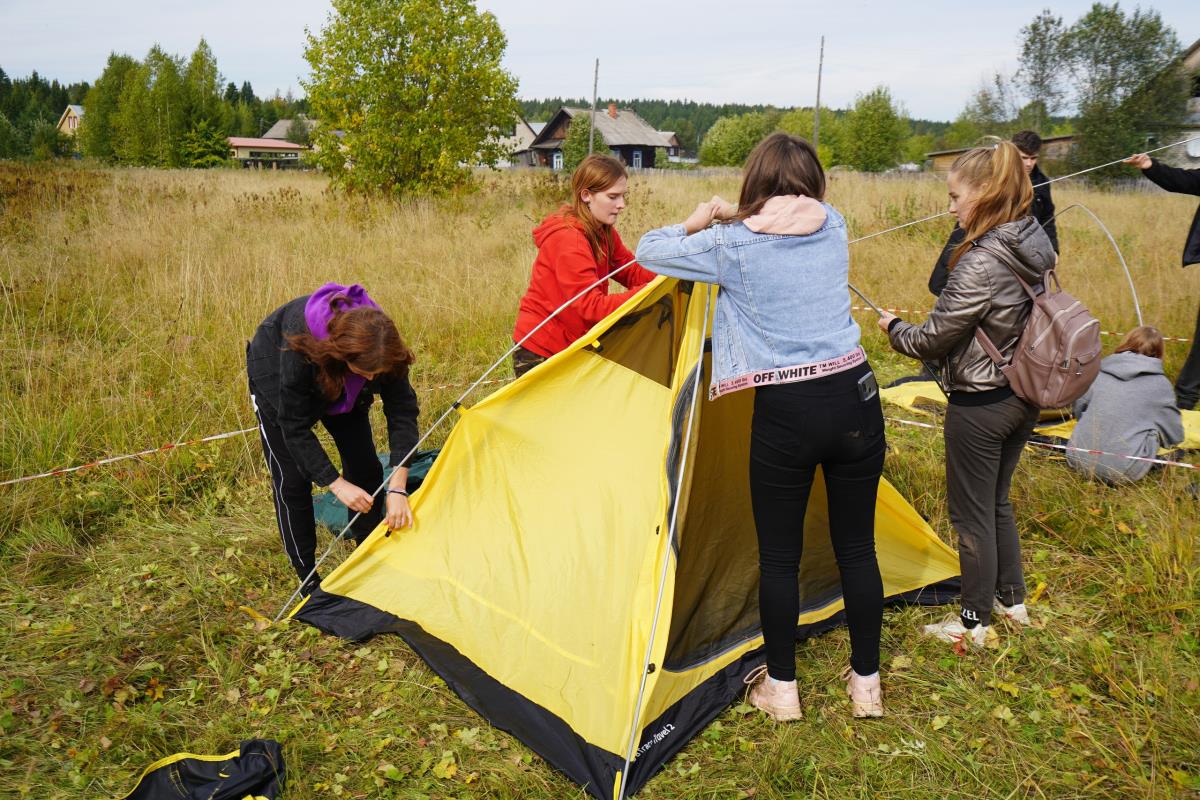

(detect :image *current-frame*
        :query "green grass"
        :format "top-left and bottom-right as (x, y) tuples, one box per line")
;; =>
(1, 163), (1198, 798)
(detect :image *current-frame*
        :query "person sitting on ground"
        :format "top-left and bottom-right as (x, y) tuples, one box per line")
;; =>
(928, 130), (1059, 296)
(637, 132), (888, 721)
(246, 283), (419, 594)
(879, 141), (1054, 650)
(1124, 152), (1200, 410)
(1066, 326), (1184, 483)
(510, 154), (656, 376)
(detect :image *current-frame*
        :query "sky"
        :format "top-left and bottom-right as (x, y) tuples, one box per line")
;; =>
(2, 0), (1198, 121)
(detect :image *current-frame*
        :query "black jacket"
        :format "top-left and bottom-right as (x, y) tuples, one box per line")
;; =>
(246, 296), (420, 486)
(1142, 159), (1200, 267)
(928, 165), (1059, 296)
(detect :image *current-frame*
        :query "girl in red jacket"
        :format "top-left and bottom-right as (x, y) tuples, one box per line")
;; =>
(511, 154), (656, 375)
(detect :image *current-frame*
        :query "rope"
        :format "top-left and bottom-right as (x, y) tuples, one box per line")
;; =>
(885, 416), (1195, 470)
(848, 307), (1189, 342)
(0, 428), (257, 488)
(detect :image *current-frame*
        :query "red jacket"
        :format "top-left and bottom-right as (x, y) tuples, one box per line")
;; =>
(513, 214), (657, 357)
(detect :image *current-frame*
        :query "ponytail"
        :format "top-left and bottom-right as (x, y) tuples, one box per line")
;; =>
(948, 141), (1033, 268)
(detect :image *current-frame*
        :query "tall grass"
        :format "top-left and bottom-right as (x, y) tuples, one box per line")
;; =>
(1, 163), (1197, 798)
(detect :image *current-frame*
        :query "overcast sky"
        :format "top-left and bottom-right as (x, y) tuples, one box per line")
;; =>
(2, 0), (1198, 121)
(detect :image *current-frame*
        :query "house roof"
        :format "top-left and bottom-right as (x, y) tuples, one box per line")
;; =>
(56, 105), (84, 129)
(262, 118), (319, 139)
(530, 107), (672, 149)
(227, 137), (305, 149)
(67, 104), (84, 117)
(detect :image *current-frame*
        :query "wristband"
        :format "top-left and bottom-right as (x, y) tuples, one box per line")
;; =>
(387, 488), (409, 497)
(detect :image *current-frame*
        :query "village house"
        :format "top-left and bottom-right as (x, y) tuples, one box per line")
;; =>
(658, 131), (680, 157)
(497, 118), (543, 167)
(529, 104), (671, 170)
(926, 134), (1077, 175)
(227, 136), (305, 168)
(1160, 37), (1200, 169)
(56, 105), (83, 136)
(262, 117), (319, 141)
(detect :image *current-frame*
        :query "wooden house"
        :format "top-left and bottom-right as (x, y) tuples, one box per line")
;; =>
(529, 105), (672, 170)
(227, 137), (305, 168)
(56, 105), (84, 136)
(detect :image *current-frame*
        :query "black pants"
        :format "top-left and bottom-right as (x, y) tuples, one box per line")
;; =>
(251, 392), (384, 582)
(943, 395), (1038, 626)
(749, 363), (886, 680)
(512, 345), (547, 378)
(1176, 302), (1200, 410)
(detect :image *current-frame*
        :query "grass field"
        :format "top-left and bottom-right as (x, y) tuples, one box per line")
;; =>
(1, 162), (1198, 799)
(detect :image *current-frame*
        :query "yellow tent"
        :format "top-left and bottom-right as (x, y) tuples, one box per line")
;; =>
(294, 277), (960, 799)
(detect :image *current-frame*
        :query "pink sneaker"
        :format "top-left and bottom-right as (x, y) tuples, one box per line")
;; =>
(743, 665), (802, 722)
(843, 667), (884, 718)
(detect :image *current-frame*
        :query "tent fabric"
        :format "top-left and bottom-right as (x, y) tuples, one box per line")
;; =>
(116, 739), (284, 800)
(294, 277), (961, 799)
(312, 449), (439, 532)
(881, 380), (1200, 451)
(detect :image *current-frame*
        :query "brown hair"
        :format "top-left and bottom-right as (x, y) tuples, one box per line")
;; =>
(948, 141), (1033, 267)
(561, 154), (627, 263)
(1114, 326), (1165, 360)
(735, 132), (826, 221)
(287, 306), (415, 401)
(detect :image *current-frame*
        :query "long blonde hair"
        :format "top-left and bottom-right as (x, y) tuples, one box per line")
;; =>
(561, 154), (627, 263)
(949, 141), (1032, 268)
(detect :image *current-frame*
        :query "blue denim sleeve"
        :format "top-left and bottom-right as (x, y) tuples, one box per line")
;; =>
(634, 224), (722, 284)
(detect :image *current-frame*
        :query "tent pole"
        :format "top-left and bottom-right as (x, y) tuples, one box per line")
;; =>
(616, 286), (712, 799)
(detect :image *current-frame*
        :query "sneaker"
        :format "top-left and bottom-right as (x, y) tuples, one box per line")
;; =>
(843, 667), (884, 718)
(993, 599), (1030, 626)
(743, 665), (802, 722)
(922, 616), (991, 649)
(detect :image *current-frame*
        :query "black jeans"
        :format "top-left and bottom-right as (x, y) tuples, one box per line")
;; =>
(749, 363), (887, 680)
(943, 395), (1038, 626)
(251, 390), (384, 582)
(511, 345), (547, 378)
(1176, 302), (1200, 410)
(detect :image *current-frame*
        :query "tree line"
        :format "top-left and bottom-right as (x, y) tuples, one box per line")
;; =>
(0, 39), (308, 166)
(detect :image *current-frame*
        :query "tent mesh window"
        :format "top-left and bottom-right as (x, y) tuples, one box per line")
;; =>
(585, 284), (692, 387)
(663, 352), (843, 672)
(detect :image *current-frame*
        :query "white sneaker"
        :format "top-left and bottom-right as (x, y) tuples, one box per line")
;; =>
(743, 665), (802, 722)
(922, 617), (991, 649)
(993, 599), (1030, 626)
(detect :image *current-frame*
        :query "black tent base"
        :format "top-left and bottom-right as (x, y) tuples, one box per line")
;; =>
(293, 579), (959, 799)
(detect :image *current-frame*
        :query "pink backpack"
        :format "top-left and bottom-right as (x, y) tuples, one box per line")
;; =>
(973, 256), (1101, 410)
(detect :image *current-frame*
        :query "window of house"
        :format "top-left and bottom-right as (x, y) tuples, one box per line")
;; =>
(632, 150), (642, 169)
(552, 152), (563, 170)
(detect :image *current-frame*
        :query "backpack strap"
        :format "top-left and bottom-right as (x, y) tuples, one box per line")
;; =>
(967, 239), (1044, 368)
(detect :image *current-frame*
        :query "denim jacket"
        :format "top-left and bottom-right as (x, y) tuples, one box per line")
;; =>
(635, 197), (863, 396)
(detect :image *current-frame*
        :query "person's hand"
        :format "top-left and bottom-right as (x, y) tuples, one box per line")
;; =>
(683, 200), (719, 234)
(877, 312), (898, 334)
(385, 491), (413, 529)
(331, 476), (373, 514)
(710, 195), (736, 221)
(1123, 153), (1151, 170)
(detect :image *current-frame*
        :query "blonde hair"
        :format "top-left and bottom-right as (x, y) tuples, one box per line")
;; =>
(1114, 326), (1165, 360)
(561, 154), (627, 263)
(949, 141), (1033, 268)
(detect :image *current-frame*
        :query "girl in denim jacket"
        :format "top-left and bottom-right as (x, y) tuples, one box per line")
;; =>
(636, 133), (887, 721)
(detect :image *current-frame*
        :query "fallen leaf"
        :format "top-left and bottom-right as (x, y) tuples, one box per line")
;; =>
(99, 736), (112, 750)
(77, 679), (97, 694)
(238, 606), (271, 632)
(988, 680), (1020, 698)
(890, 655), (912, 670)
(1116, 521), (1132, 534)
(992, 704), (1014, 722)
(1027, 581), (1048, 605)
(432, 751), (457, 779)
(931, 715), (950, 730)
(225, 688), (241, 704)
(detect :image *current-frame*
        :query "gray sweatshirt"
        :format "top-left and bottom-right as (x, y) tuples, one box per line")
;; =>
(1067, 351), (1184, 482)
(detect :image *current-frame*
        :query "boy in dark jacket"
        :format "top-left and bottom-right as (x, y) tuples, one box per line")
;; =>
(928, 131), (1059, 296)
(1124, 152), (1200, 410)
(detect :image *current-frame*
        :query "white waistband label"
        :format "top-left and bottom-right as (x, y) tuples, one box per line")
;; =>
(709, 347), (866, 400)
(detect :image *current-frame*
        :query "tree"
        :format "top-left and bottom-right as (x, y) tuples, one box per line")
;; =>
(303, 0), (520, 195)
(944, 74), (1017, 147)
(842, 87), (907, 172)
(1060, 3), (1186, 175)
(180, 119), (229, 167)
(698, 110), (779, 166)
(1017, 10), (1068, 131)
(0, 113), (20, 159)
(561, 116), (607, 171)
(79, 53), (140, 162)
(777, 106), (838, 165)
(184, 38), (230, 133)
(285, 115), (312, 146)
(29, 121), (71, 160)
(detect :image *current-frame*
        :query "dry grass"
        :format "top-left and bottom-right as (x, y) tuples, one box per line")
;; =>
(1, 163), (1197, 798)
